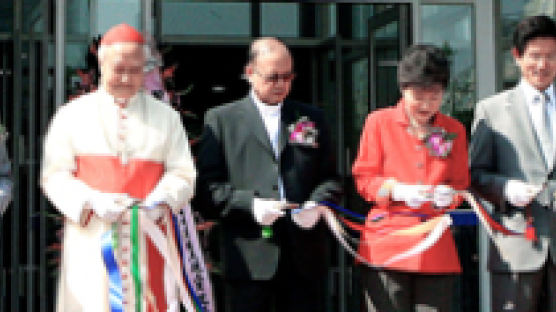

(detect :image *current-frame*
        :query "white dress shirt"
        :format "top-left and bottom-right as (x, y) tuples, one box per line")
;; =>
(522, 80), (556, 166)
(251, 90), (285, 199)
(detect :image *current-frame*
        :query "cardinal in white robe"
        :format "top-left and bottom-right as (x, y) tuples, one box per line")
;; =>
(41, 23), (196, 312)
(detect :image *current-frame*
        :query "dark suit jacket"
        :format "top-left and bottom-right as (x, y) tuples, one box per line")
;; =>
(196, 96), (342, 281)
(470, 84), (556, 272)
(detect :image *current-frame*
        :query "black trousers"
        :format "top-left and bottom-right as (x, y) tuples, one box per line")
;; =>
(360, 267), (456, 312)
(225, 256), (326, 312)
(491, 259), (556, 312)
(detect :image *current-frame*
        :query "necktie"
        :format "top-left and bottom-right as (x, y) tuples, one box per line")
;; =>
(539, 91), (553, 163)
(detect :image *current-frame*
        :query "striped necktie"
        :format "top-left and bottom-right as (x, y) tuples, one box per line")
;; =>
(539, 91), (553, 164)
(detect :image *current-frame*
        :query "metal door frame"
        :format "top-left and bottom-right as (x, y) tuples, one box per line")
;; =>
(3, 0), (53, 311)
(369, 5), (411, 112)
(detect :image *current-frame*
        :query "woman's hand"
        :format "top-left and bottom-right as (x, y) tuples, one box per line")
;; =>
(433, 185), (456, 208)
(391, 183), (433, 208)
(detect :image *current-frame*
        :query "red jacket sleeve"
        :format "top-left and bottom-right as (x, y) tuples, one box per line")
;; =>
(351, 113), (388, 202)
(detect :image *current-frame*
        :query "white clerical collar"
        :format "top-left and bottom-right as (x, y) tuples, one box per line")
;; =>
(250, 89), (282, 116)
(521, 79), (554, 106)
(98, 87), (142, 109)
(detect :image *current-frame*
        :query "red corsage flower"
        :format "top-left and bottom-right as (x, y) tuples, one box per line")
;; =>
(288, 116), (318, 147)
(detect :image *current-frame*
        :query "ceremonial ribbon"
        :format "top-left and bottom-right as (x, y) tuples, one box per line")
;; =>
(383, 215), (452, 266)
(101, 203), (215, 312)
(320, 201), (365, 220)
(322, 207), (452, 268)
(131, 204), (142, 312)
(322, 191), (526, 239)
(460, 191), (522, 237)
(101, 230), (124, 312)
(320, 190), (531, 269)
(171, 214), (204, 312)
(140, 210), (197, 312)
(176, 205), (215, 312)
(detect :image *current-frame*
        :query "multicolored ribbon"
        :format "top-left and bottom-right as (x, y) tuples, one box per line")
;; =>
(459, 191), (533, 239)
(101, 230), (124, 312)
(99, 204), (214, 312)
(171, 214), (203, 312)
(320, 190), (533, 269)
(140, 209), (197, 312)
(174, 205), (215, 312)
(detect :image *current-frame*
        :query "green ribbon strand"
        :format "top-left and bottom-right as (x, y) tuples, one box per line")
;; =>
(131, 205), (142, 312)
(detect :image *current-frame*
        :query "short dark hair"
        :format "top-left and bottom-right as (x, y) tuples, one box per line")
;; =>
(513, 15), (556, 56)
(397, 44), (450, 90)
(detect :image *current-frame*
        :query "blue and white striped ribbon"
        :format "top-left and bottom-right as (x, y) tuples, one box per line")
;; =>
(101, 230), (124, 312)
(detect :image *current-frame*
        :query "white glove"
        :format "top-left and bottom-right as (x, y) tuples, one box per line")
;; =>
(88, 193), (135, 222)
(142, 201), (169, 222)
(504, 180), (542, 207)
(291, 201), (321, 229)
(433, 185), (456, 208)
(0, 190), (11, 216)
(253, 198), (287, 226)
(391, 183), (432, 208)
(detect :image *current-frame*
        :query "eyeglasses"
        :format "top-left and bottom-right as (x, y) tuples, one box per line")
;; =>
(254, 70), (296, 83)
(523, 52), (556, 63)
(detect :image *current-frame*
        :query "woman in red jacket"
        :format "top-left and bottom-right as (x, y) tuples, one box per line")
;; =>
(352, 44), (470, 311)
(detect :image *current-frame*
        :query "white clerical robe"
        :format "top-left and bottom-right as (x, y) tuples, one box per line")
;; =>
(40, 88), (197, 312)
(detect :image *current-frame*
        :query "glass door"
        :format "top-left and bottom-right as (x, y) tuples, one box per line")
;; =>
(344, 4), (411, 215)
(369, 5), (411, 111)
(338, 4), (411, 311)
(1, 1), (56, 311)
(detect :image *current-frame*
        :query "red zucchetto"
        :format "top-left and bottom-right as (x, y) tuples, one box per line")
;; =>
(100, 23), (144, 46)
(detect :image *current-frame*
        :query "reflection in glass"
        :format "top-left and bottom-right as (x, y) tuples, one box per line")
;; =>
(93, 0), (140, 35)
(421, 5), (475, 116)
(161, 2), (250, 36)
(261, 3), (299, 37)
(23, 0), (43, 33)
(66, 0), (89, 35)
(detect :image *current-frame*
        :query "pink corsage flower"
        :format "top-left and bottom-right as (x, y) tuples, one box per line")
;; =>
(288, 116), (318, 147)
(424, 127), (456, 158)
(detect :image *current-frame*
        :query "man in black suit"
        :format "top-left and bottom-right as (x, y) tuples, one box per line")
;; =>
(196, 37), (342, 312)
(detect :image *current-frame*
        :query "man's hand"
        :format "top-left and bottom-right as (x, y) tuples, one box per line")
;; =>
(88, 193), (134, 222)
(504, 180), (542, 207)
(391, 183), (433, 208)
(291, 201), (322, 229)
(253, 198), (290, 226)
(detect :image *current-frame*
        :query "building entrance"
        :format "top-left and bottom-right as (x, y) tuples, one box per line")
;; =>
(0, 2), (480, 311)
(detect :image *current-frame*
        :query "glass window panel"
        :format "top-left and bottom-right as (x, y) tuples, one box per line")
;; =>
(327, 5), (337, 37)
(340, 4), (398, 39)
(65, 43), (88, 68)
(499, 0), (556, 89)
(350, 5), (372, 39)
(261, 3), (299, 37)
(66, 0), (90, 36)
(161, 2), (250, 36)
(0, 1), (13, 32)
(421, 5), (475, 114)
(23, 0), (43, 33)
(93, 0), (141, 36)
